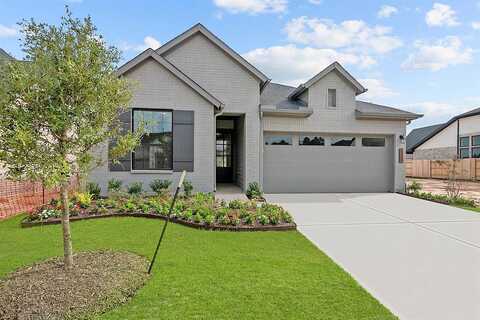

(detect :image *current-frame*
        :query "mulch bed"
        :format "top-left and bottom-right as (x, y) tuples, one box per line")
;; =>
(0, 251), (149, 320)
(21, 212), (297, 231)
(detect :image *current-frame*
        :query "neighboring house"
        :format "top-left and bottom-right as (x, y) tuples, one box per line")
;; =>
(407, 107), (480, 160)
(90, 23), (421, 194)
(0, 48), (14, 64)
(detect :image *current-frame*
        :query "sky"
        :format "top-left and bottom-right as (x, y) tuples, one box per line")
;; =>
(0, 0), (479, 132)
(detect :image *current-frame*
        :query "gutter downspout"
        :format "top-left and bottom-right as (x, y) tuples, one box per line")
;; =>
(213, 108), (224, 193)
(456, 119), (460, 159)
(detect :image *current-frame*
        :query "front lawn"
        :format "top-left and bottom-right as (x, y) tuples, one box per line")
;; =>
(0, 215), (396, 319)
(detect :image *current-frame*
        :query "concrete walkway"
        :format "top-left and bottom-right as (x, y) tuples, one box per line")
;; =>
(215, 183), (247, 201)
(265, 193), (480, 320)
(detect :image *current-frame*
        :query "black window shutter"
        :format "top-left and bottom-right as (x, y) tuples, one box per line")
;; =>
(108, 110), (132, 171)
(173, 110), (194, 172)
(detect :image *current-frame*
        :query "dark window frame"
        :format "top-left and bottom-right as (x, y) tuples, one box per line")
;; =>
(299, 135), (325, 146)
(331, 136), (356, 147)
(472, 135), (480, 147)
(362, 137), (386, 147)
(264, 135), (293, 146)
(132, 108), (173, 171)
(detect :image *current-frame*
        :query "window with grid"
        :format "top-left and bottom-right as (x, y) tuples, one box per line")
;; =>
(459, 136), (470, 159)
(472, 135), (480, 158)
(216, 133), (232, 168)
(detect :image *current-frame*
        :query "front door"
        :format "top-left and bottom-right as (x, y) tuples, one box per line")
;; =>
(216, 131), (233, 183)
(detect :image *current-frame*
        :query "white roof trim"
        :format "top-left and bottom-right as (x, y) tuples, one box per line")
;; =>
(156, 23), (270, 85)
(355, 110), (422, 121)
(289, 62), (367, 99)
(117, 49), (224, 110)
(260, 105), (313, 118)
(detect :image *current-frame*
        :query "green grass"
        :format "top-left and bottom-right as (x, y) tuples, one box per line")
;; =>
(456, 205), (480, 213)
(0, 215), (396, 319)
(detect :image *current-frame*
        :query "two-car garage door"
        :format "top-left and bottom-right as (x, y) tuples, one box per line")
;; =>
(263, 134), (394, 193)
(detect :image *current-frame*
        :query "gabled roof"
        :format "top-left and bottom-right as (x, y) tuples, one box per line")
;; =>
(260, 83), (307, 109)
(288, 62), (367, 99)
(356, 101), (422, 121)
(408, 107), (480, 152)
(156, 23), (270, 87)
(117, 48), (224, 110)
(406, 124), (444, 153)
(0, 48), (14, 62)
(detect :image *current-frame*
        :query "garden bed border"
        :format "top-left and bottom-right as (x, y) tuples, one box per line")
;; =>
(21, 212), (297, 231)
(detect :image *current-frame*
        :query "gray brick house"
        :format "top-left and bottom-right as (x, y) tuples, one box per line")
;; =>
(89, 23), (421, 194)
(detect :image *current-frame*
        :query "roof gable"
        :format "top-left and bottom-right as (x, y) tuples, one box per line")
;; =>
(156, 23), (269, 86)
(117, 48), (224, 110)
(408, 107), (480, 152)
(288, 62), (367, 99)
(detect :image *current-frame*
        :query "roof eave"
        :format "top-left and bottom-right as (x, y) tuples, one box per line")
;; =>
(261, 105), (313, 118)
(355, 110), (423, 121)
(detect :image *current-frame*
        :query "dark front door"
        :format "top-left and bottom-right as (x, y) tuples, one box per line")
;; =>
(216, 131), (233, 183)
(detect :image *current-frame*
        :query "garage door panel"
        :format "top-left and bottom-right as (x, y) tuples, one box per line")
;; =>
(263, 136), (394, 193)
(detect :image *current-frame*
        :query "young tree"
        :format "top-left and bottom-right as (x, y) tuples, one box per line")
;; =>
(0, 9), (141, 270)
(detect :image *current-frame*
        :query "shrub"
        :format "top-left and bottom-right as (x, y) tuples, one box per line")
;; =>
(87, 182), (101, 199)
(407, 180), (422, 194)
(75, 192), (92, 209)
(193, 214), (203, 223)
(219, 215), (231, 225)
(204, 214), (215, 225)
(108, 179), (123, 193)
(127, 182), (143, 196)
(246, 182), (263, 199)
(183, 180), (193, 197)
(228, 199), (244, 210)
(120, 199), (137, 213)
(37, 207), (62, 220)
(258, 214), (269, 225)
(449, 196), (476, 207)
(150, 179), (172, 195)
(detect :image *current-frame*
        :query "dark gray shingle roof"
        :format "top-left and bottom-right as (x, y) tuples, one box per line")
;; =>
(406, 124), (444, 153)
(260, 82), (306, 109)
(356, 101), (420, 118)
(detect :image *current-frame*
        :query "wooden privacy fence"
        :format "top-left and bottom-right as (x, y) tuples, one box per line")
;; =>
(406, 159), (480, 180)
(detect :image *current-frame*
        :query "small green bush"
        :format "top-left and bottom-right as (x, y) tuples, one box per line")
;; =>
(183, 180), (194, 197)
(108, 179), (123, 193)
(150, 179), (172, 195)
(87, 182), (101, 200)
(127, 182), (143, 196)
(228, 199), (244, 210)
(120, 199), (137, 213)
(204, 215), (215, 225)
(407, 181), (422, 194)
(75, 192), (92, 209)
(246, 182), (263, 199)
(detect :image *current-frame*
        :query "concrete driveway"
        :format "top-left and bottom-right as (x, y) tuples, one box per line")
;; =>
(265, 193), (480, 320)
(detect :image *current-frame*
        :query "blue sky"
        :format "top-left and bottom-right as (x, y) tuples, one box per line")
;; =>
(0, 0), (479, 131)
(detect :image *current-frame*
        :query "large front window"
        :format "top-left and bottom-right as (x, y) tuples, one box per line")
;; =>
(132, 109), (172, 170)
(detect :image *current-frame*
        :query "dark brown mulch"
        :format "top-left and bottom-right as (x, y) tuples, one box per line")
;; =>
(0, 251), (149, 320)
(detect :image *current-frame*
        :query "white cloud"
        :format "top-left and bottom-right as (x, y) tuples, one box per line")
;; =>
(213, 0), (287, 14)
(406, 101), (472, 118)
(402, 36), (473, 71)
(243, 44), (375, 86)
(378, 5), (398, 18)
(120, 36), (161, 52)
(0, 24), (18, 38)
(284, 16), (403, 54)
(425, 3), (459, 27)
(358, 78), (398, 99)
(472, 21), (480, 30)
(308, 0), (322, 5)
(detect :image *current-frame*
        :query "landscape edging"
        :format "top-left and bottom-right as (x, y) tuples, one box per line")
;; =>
(20, 212), (297, 232)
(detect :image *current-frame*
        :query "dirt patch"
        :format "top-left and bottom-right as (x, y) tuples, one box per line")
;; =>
(0, 251), (149, 320)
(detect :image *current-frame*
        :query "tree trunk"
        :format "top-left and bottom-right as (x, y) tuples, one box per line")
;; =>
(60, 182), (74, 270)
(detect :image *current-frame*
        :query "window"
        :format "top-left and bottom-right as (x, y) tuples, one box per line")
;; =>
(472, 135), (480, 146)
(132, 109), (172, 170)
(362, 137), (385, 147)
(331, 137), (356, 146)
(216, 132), (232, 168)
(328, 89), (337, 107)
(472, 147), (480, 158)
(264, 135), (292, 145)
(460, 148), (470, 159)
(459, 136), (470, 159)
(299, 136), (324, 146)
